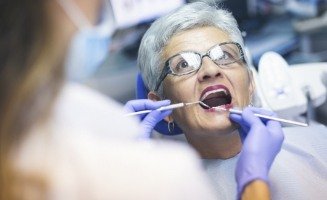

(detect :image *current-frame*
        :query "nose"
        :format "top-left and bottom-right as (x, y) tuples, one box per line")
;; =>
(197, 56), (223, 82)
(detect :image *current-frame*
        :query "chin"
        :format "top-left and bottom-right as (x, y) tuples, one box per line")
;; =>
(210, 123), (237, 135)
(190, 119), (238, 136)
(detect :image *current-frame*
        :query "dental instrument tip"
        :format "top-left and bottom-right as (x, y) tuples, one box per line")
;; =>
(199, 101), (210, 108)
(185, 101), (208, 107)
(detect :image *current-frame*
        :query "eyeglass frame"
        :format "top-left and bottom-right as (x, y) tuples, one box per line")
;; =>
(154, 41), (246, 91)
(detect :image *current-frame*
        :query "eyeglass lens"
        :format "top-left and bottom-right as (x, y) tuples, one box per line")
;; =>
(168, 43), (242, 75)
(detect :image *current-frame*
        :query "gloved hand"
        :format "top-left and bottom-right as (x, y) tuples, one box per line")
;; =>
(230, 107), (284, 199)
(124, 99), (172, 138)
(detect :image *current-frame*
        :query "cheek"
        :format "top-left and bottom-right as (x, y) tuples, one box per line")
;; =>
(163, 76), (196, 102)
(163, 77), (200, 128)
(229, 70), (252, 105)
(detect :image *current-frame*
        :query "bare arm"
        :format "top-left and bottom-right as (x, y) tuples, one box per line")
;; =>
(241, 180), (270, 200)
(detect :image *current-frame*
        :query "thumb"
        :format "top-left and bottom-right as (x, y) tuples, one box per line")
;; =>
(140, 110), (172, 138)
(241, 107), (263, 127)
(230, 113), (249, 143)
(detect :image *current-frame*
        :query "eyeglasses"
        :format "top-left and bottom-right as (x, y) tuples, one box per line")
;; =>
(154, 42), (245, 91)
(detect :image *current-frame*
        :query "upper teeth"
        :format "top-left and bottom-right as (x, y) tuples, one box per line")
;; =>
(201, 88), (227, 101)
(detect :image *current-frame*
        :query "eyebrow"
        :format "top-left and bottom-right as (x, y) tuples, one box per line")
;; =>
(171, 42), (231, 55)
(166, 43), (220, 59)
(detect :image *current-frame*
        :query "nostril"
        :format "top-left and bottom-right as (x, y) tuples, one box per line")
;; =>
(203, 75), (211, 80)
(199, 61), (223, 81)
(201, 71), (222, 81)
(215, 71), (222, 77)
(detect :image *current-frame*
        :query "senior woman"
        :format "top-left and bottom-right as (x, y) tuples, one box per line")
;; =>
(136, 2), (327, 200)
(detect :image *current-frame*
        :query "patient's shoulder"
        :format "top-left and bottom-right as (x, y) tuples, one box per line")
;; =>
(282, 124), (327, 160)
(283, 124), (327, 143)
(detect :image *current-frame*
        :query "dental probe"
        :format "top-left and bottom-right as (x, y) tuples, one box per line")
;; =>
(214, 107), (308, 127)
(125, 101), (201, 117)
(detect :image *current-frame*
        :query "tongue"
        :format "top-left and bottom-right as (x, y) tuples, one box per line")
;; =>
(202, 96), (231, 108)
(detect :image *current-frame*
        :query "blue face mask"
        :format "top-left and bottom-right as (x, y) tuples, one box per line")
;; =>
(57, 0), (116, 81)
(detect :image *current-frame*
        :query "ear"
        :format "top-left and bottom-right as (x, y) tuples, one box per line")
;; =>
(148, 91), (173, 123)
(148, 91), (161, 102)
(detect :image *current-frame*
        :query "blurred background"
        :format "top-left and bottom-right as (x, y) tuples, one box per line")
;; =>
(84, 0), (327, 125)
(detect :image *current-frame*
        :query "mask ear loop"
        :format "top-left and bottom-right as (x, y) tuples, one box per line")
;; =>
(56, 0), (92, 29)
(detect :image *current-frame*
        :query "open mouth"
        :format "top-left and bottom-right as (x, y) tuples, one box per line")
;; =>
(200, 85), (232, 109)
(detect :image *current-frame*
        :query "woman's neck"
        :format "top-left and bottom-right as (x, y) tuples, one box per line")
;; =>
(185, 129), (242, 159)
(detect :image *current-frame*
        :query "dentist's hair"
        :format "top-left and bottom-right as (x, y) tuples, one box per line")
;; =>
(0, 0), (63, 199)
(137, 1), (245, 96)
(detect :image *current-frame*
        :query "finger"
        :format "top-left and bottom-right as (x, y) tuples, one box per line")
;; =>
(124, 99), (151, 112)
(238, 127), (248, 143)
(139, 106), (172, 121)
(266, 119), (282, 130)
(140, 110), (161, 137)
(126, 99), (171, 112)
(158, 110), (172, 119)
(229, 114), (249, 142)
(142, 110), (172, 129)
(140, 110), (172, 137)
(123, 100), (138, 112)
(266, 120), (283, 140)
(230, 114), (250, 133)
(229, 113), (243, 123)
(241, 107), (264, 127)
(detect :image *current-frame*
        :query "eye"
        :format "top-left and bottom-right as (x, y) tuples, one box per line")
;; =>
(222, 51), (233, 60)
(176, 60), (189, 69)
(170, 53), (200, 74)
(173, 59), (191, 74)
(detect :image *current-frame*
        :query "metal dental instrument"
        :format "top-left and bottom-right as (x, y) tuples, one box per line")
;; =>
(125, 101), (201, 117)
(214, 106), (308, 127)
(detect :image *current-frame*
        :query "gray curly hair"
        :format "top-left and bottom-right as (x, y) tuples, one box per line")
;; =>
(137, 1), (245, 96)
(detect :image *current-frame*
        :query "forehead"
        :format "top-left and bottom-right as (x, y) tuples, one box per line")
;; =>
(163, 26), (231, 59)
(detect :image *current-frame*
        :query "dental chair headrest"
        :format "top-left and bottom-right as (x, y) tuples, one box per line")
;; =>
(136, 73), (183, 135)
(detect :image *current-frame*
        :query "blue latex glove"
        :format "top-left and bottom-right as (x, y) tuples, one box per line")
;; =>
(124, 99), (172, 138)
(230, 107), (284, 199)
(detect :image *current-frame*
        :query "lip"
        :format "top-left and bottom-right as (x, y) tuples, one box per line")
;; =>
(200, 84), (230, 100)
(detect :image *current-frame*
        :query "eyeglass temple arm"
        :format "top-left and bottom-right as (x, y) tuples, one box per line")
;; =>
(154, 65), (171, 91)
(233, 43), (246, 64)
